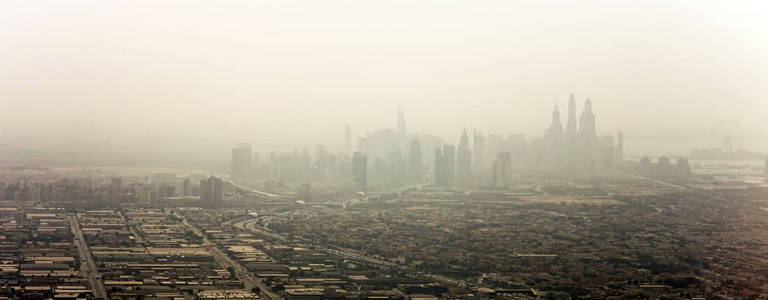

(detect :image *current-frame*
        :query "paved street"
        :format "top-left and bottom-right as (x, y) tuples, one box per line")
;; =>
(68, 214), (107, 299)
(177, 211), (280, 300)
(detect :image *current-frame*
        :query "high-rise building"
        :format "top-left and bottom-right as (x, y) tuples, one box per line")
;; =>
(508, 133), (528, 165)
(600, 135), (616, 169)
(418, 134), (444, 178)
(352, 152), (367, 188)
(271, 150), (312, 183)
(345, 124), (352, 155)
(435, 145), (456, 187)
(109, 177), (122, 201)
(456, 130), (472, 187)
(579, 99), (597, 139)
(337, 156), (352, 182)
(158, 185), (176, 199)
(388, 150), (407, 186)
(200, 176), (223, 207)
(397, 106), (406, 136)
(252, 152), (262, 178)
(676, 157), (692, 177)
(544, 105), (564, 169)
(472, 130), (487, 172)
(492, 151), (512, 188)
(565, 94), (579, 166)
(181, 178), (191, 197)
(408, 139), (422, 184)
(616, 131), (624, 163)
(548, 105), (563, 136)
(486, 134), (505, 163)
(579, 99), (600, 170)
(232, 143), (252, 181)
(566, 94), (578, 139)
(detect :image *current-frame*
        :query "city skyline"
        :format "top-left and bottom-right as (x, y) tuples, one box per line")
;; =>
(1, 2), (767, 298)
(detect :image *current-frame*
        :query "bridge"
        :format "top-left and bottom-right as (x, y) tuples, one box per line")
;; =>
(225, 179), (285, 199)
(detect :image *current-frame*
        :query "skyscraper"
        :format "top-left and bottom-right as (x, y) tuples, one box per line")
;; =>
(231, 143), (252, 181)
(566, 94), (578, 139)
(600, 135), (615, 169)
(579, 99), (597, 139)
(344, 124), (352, 155)
(492, 151), (511, 189)
(352, 151), (367, 188)
(391, 155), (409, 186)
(677, 157), (692, 177)
(110, 177), (122, 202)
(565, 94), (579, 166)
(456, 130), (472, 188)
(544, 105), (564, 169)
(549, 105), (563, 135)
(200, 176), (223, 207)
(435, 145), (456, 187)
(397, 106), (406, 136)
(182, 178), (191, 197)
(579, 99), (599, 169)
(435, 147), (443, 186)
(408, 139), (422, 184)
(616, 131), (624, 163)
(444, 145), (456, 188)
(472, 130), (487, 172)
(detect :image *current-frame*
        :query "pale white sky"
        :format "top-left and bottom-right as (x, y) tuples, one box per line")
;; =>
(1, 0), (767, 155)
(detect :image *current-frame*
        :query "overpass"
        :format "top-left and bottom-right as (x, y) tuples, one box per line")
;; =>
(226, 180), (285, 199)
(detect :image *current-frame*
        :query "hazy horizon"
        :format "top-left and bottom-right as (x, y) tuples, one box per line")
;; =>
(2, 0), (767, 161)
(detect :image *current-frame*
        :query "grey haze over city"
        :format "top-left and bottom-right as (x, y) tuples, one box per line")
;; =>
(1, 0), (768, 169)
(3, 1), (768, 299)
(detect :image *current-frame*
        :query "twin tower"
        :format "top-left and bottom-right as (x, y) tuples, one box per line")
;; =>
(543, 94), (623, 170)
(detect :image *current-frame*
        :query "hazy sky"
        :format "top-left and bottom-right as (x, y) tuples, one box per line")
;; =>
(1, 0), (767, 155)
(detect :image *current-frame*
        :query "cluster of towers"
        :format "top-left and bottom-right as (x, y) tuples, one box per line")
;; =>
(434, 130), (472, 188)
(231, 96), (625, 190)
(538, 94), (623, 171)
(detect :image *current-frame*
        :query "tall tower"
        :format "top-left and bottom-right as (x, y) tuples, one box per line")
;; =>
(397, 106), (406, 136)
(443, 145), (456, 187)
(566, 94), (577, 139)
(231, 143), (252, 181)
(435, 145), (456, 187)
(344, 124), (352, 155)
(434, 147), (444, 186)
(548, 105), (563, 136)
(493, 151), (511, 188)
(408, 139), (422, 184)
(545, 105), (564, 169)
(565, 94), (579, 166)
(472, 130), (487, 172)
(579, 99), (597, 139)
(200, 176), (223, 207)
(352, 152), (368, 188)
(579, 99), (598, 170)
(456, 129), (472, 187)
(616, 131), (624, 163)
(182, 178), (191, 197)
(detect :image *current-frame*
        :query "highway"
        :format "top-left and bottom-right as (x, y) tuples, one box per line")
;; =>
(226, 180), (283, 199)
(176, 211), (280, 300)
(68, 214), (107, 299)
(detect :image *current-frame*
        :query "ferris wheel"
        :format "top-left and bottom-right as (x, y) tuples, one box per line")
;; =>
(710, 121), (743, 154)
